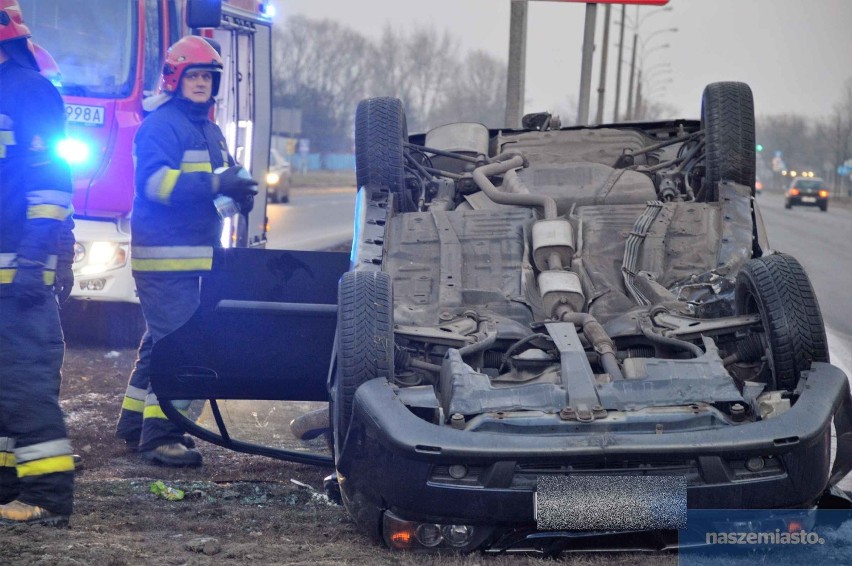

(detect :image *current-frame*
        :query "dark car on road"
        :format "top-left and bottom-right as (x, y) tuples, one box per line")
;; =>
(785, 177), (829, 211)
(149, 82), (852, 555)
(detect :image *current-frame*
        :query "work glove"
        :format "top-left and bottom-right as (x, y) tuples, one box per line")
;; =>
(216, 166), (258, 199)
(11, 258), (50, 308)
(54, 261), (74, 305)
(236, 194), (255, 215)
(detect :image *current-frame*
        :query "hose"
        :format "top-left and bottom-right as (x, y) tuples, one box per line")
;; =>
(639, 319), (704, 358)
(471, 154), (558, 220)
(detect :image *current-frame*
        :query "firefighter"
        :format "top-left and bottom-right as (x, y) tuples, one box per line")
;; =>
(115, 36), (257, 467)
(0, 0), (75, 526)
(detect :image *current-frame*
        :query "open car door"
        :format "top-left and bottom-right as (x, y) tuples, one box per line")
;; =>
(149, 248), (349, 466)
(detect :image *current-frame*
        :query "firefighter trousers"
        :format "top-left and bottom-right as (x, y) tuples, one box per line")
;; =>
(115, 276), (200, 452)
(0, 296), (74, 516)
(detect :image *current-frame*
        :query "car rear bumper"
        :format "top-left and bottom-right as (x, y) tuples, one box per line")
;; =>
(788, 196), (827, 207)
(338, 363), (852, 539)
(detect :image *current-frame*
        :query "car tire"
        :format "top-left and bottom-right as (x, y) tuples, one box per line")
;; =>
(785, 200), (792, 209)
(333, 270), (394, 449)
(735, 253), (829, 391)
(701, 82), (756, 200)
(820, 202), (828, 212)
(355, 97), (411, 210)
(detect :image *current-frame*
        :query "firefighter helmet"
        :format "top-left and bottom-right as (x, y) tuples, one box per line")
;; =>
(0, 0), (29, 44)
(160, 36), (223, 97)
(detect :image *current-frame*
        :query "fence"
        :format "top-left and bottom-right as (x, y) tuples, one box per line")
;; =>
(289, 153), (355, 173)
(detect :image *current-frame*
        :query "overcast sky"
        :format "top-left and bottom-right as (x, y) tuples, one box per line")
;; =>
(276, 0), (852, 121)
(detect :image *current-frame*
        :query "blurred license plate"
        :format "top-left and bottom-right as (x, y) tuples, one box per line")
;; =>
(535, 475), (686, 530)
(802, 197), (816, 203)
(65, 104), (105, 126)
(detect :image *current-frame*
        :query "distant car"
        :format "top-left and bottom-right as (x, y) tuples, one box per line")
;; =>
(266, 148), (292, 203)
(785, 177), (829, 211)
(754, 178), (764, 195)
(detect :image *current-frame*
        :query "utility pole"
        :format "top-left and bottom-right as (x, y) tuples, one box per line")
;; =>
(576, 3), (598, 125)
(504, 0), (528, 128)
(625, 32), (637, 121)
(633, 69), (642, 120)
(613, 5), (626, 122)
(595, 4), (611, 125)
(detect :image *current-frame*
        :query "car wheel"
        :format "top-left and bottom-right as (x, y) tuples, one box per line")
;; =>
(735, 253), (828, 391)
(820, 202), (828, 212)
(785, 200), (792, 209)
(355, 97), (412, 210)
(701, 82), (756, 201)
(333, 270), (394, 451)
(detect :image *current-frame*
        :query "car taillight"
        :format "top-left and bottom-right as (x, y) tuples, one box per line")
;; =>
(819, 190), (829, 198)
(789, 188), (800, 196)
(755, 181), (763, 190)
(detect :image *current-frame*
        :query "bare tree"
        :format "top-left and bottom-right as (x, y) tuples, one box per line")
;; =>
(366, 25), (460, 132)
(825, 78), (852, 193)
(636, 99), (678, 122)
(272, 16), (371, 152)
(428, 50), (507, 130)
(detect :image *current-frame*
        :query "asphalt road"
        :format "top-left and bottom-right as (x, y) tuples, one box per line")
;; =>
(756, 192), (852, 377)
(265, 186), (356, 251)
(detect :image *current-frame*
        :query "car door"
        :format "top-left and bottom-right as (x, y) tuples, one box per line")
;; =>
(149, 247), (349, 465)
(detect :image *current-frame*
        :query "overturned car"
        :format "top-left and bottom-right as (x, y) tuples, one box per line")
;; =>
(151, 82), (852, 553)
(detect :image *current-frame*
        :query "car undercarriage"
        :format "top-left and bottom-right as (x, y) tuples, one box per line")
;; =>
(150, 82), (852, 554)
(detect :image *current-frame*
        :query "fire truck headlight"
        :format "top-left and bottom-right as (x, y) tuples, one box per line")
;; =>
(57, 138), (91, 165)
(78, 242), (128, 275)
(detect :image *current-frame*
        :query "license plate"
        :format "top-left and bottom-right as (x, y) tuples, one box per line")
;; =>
(535, 475), (687, 530)
(802, 196), (816, 203)
(65, 104), (105, 126)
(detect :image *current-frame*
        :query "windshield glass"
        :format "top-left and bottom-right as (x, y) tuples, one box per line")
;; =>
(19, 0), (137, 98)
(794, 179), (824, 190)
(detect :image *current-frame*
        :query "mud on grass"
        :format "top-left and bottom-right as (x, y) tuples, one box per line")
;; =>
(0, 346), (677, 565)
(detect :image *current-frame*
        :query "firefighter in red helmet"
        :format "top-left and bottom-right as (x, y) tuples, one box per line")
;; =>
(0, 0), (76, 526)
(115, 36), (257, 467)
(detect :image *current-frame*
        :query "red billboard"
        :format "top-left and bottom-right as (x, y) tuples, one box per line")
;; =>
(537, 1), (670, 5)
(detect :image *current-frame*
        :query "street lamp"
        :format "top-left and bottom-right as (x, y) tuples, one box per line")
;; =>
(633, 44), (671, 120)
(613, 5), (674, 122)
(640, 27), (678, 50)
(643, 61), (672, 76)
(643, 42), (671, 61)
(614, 5), (672, 30)
(636, 80), (672, 120)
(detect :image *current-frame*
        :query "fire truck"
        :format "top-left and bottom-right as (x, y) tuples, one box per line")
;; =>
(20, 0), (274, 340)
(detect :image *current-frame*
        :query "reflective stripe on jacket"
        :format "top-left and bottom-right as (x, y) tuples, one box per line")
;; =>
(130, 97), (234, 276)
(0, 253), (57, 285)
(0, 60), (73, 271)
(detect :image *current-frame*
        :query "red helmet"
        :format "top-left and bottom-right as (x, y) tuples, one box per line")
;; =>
(160, 35), (223, 97)
(0, 0), (30, 43)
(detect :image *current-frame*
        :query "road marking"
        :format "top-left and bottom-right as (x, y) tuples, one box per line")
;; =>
(828, 327), (852, 381)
